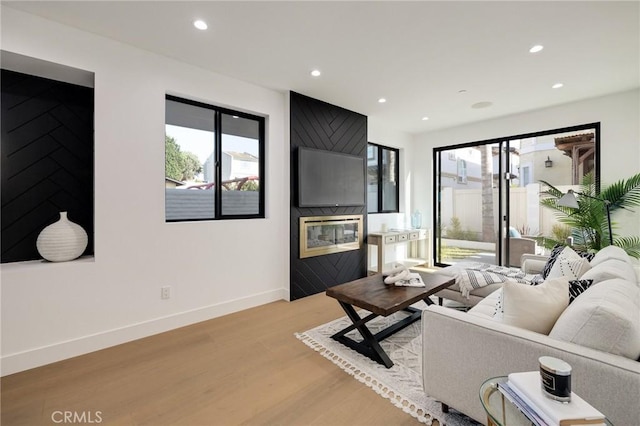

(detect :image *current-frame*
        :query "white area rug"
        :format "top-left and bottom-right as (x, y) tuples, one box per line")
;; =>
(295, 302), (478, 426)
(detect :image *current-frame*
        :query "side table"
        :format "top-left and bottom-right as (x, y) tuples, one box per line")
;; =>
(479, 376), (612, 426)
(480, 376), (532, 426)
(367, 229), (430, 273)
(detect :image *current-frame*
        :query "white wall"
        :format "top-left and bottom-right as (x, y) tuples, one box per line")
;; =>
(367, 120), (416, 231)
(0, 7), (289, 375)
(413, 89), (640, 241)
(367, 121), (419, 265)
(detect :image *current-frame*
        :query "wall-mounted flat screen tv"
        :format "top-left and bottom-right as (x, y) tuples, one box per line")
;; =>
(298, 147), (366, 207)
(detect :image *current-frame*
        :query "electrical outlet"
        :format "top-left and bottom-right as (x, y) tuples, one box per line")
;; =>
(161, 286), (171, 300)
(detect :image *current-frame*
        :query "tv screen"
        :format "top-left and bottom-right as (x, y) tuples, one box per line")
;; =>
(298, 147), (366, 207)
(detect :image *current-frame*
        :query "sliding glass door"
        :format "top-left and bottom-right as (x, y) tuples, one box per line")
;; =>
(434, 142), (505, 266)
(433, 123), (599, 268)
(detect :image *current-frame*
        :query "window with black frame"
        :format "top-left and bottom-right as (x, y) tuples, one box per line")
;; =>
(165, 95), (265, 221)
(367, 143), (399, 213)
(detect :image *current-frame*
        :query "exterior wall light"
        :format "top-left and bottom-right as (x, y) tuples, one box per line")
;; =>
(545, 156), (553, 168)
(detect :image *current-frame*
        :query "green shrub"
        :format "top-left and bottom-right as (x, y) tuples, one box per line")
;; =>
(445, 217), (478, 241)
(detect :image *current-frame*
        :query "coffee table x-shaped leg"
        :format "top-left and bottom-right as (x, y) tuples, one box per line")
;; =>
(331, 299), (433, 368)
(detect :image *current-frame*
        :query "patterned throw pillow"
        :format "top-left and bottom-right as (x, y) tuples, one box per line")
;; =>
(541, 245), (597, 279)
(531, 274), (544, 285)
(493, 289), (504, 318)
(568, 279), (594, 304)
(541, 245), (568, 279)
(547, 257), (591, 281)
(579, 251), (596, 262)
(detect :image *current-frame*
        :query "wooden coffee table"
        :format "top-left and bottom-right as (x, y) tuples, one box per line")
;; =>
(325, 271), (455, 368)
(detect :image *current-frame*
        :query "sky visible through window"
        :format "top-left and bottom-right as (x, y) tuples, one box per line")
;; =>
(166, 124), (259, 165)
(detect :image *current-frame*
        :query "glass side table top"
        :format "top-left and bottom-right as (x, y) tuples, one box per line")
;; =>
(480, 376), (531, 426)
(479, 376), (612, 426)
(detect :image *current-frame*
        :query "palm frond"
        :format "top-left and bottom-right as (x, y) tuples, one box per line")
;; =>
(537, 172), (640, 252)
(539, 180), (565, 199)
(601, 172), (640, 211)
(612, 236), (640, 259)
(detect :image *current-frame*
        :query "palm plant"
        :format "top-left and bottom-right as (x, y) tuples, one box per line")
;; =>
(538, 172), (640, 258)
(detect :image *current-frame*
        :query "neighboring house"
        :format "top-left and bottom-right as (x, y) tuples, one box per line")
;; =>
(202, 151), (259, 183)
(439, 147), (520, 189)
(222, 151), (259, 181)
(519, 131), (595, 187)
(439, 130), (596, 190)
(164, 177), (184, 188)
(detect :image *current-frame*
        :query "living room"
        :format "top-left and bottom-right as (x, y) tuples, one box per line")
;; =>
(1, 2), (639, 425)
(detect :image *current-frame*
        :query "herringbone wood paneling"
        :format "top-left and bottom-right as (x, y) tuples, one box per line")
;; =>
(290, 92), (367, 300)
(1, 69), (94, 263)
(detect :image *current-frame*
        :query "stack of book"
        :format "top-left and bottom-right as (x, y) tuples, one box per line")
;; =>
(498, 371), (606, 426)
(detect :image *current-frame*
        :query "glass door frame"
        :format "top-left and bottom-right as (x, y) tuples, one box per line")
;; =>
(432, 122), (600, 268)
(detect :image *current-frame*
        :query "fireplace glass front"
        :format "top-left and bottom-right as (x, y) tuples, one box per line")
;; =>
(300, 215), (363, 259)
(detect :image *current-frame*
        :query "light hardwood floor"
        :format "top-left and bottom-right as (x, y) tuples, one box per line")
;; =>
(1, 292), (429, 426)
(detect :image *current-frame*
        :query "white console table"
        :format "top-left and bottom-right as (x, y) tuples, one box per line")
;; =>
(367, 229), (431, 273)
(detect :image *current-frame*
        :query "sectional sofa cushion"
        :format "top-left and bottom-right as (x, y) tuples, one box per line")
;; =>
(589, 245), (634, 268)
(549, 278), (640, 360)
(580, 259), (637, 283)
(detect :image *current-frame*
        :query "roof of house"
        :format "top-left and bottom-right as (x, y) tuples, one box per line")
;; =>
(225, 151), (259, 162)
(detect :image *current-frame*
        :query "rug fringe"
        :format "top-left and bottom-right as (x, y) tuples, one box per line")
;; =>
(295, 332), (437, 425)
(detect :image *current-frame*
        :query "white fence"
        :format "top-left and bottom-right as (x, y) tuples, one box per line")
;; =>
(440, 183), (569, 240)
(165, 189), (259, 220)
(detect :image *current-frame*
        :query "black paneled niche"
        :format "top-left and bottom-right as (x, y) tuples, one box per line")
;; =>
(1, 67), (94, 263)
(290, 92), (368, 300)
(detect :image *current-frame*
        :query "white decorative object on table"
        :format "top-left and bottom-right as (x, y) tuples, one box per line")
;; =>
(36, 211), (88, 262)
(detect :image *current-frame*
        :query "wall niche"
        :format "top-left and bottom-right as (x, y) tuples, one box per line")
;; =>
(1, 52), (94, 263)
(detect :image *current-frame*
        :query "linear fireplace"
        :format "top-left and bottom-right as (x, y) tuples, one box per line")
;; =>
(299, 215), (363, 259)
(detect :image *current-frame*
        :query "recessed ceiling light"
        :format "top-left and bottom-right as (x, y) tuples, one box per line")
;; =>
(471, 101), (493, 109)
(193, 20), (208, 30)
(529, 45), (544, 53)
(422, 116), (430, 121)
(232, 115), (239, 119)
(310, 69), (321, 77)
(552, 83), (564, 89)
(378, 98), (387, 103)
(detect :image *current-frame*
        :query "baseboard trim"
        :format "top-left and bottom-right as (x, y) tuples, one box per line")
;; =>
(1, 288), (285, 376)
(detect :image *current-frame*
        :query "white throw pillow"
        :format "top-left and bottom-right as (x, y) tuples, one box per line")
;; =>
(547, 257), (591, 280)
(499, 277), (569, 334)
(468, 288), (502, 320)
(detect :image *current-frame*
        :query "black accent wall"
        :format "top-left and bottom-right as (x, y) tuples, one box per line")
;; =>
(1, 69), (94, 263)
(290, 92), (368, 300)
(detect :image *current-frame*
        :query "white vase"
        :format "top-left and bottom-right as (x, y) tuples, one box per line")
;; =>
(36, 212), (88, 262)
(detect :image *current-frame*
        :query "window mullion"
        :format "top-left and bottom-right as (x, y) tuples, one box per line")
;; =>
(258, 119), (265, 216)
(214, 111), (222, 218)
(378, 146), (384, 213)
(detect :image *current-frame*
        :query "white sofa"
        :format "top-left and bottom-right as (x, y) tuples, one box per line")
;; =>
(422, 245), (640, 426)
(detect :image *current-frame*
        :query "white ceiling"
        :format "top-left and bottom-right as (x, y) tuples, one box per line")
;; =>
(4, 1), (639, 134)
